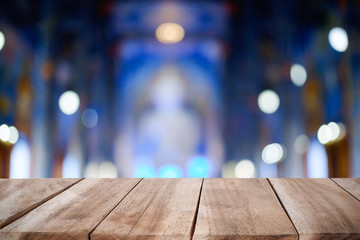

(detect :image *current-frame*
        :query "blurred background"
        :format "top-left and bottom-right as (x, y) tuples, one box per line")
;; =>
(0, 0), (359, 178)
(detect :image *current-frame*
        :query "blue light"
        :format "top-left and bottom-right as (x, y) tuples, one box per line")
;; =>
(134, 165), (156, 178)
(186, 156), (211, 177)
(10, 138), (30, 178)
(159, 164), (182, 178)
(134, 156), (155, 178)
(307, 139), (328, 178)
(62, 154), (81, 178)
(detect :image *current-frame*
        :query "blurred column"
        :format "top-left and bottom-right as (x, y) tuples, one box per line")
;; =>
(31, 2), (55, 177)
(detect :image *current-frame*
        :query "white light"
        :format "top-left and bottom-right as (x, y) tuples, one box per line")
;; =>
(258, 90), (280, 114)
(329, 27), (348, 52)
(235, 159), (256, 178)
(155, 22), (185, 44)
(317, 124), (332, 144)
(0, 31), (5, 51)
(99, 161), (117, 178)
(85, 162), (99, 178)
(8, 126), (19, 144)
(0, 124), (10, 141)
(262, 143), (285, 164)
(290, 64), (307, 87)
(81, 108), (98, 128)
(59, 91), (80, 115)
(221, 161), (237, 178)
(328, 122), (340, 141)
(294, 134), (309, 154)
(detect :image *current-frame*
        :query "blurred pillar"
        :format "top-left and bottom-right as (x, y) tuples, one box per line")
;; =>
(0, 142), (11, 178)
(52, 150), (64, 178)
(326, 137), (350, 177)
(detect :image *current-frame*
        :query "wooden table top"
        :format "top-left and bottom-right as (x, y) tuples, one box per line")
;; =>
(0, 178), (359, 240)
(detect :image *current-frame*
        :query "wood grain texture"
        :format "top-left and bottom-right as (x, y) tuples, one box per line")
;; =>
(193, 178), (297, 240)
(332, 178), (360, 201)
(269, 178), (360, 240)
(0, 178), (81, 229)
(91, 178), (203, 240)
(0, 178), (141, 240)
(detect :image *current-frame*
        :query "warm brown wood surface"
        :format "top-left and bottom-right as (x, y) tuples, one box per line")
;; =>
(332, 178), (360, 201)
(0, 178), (141, 240)
(193, 178), (298, 240)
(0, 178), (80, 229)
(1, 178), (359, 240)
(269, 178), (360, 240)
(91, 178), (203, 240)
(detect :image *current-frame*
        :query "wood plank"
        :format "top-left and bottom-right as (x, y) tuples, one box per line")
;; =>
(193, 178), (297, 240)
(269, 178), (360, 240)
(332, 178), (360, 201)
(0, 178), (141, 240)
(0, 178), (81, 229)
(91, 178), (203, 240)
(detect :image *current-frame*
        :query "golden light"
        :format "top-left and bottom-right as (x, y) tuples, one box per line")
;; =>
(155, 22), (185, 44)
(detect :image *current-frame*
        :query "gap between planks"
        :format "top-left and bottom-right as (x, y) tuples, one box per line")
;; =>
(0, 178), (84, 230)
(330, 178), (360, 203)
(126, 179), (163, 235)
(189, 178), (204, 240)
(88, 178), (144, 240)
(266, 178), (300, 240)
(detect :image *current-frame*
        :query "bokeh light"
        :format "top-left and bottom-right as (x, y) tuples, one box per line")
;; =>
(317, 122), (346, 144)
(155, 23), (185, 44)
(262, 143), (285, 164)
(99, 161), (118, 178)
(135, 165), (156, 178)
(8, 126), (19, 144)
(328, 27), (348, 52)
(59, 91), (80, 115)
(134, 156), (155, 178)
(294, 134), (309, 154)
(328, 122), (340, 141)
(186, 156), (211, 177)
(290, 64), (307, 87)
(235, 159), (256, 178)
(159, 164), (182, 178)
(257, 90), (280, 114)
(85, 162), (99, 178)
(221, 161), (237, 178)
(0, 124), (10, 142)
(317, 124), (332, 144)
(0, 31), (5, 51)
(81, 108), (98, 128)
